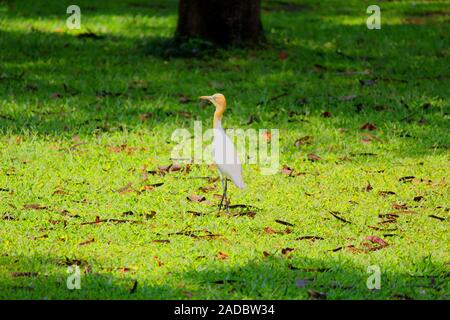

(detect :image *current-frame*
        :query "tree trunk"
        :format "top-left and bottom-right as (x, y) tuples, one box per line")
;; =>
(175, 0), (264, 47)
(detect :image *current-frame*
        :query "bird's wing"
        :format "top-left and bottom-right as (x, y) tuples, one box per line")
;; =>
(213, 130), (245, 189)
(217, 163), (245, 189)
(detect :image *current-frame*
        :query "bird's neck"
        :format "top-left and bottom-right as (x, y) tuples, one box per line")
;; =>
(213, 111), (223, 129)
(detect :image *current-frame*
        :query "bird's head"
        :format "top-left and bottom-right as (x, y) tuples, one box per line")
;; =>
(199, 93), (226, 115)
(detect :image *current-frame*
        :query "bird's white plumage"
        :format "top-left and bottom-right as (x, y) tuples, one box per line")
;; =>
(212, 124), (245, 189)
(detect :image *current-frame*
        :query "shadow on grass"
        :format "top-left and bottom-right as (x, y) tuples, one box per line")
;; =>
(1, 0), (178, 18)
(0, 252), (447, 299)
(0, 0), (448, 158)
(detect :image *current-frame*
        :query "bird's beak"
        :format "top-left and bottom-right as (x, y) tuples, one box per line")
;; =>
(199, 95), (212, 101)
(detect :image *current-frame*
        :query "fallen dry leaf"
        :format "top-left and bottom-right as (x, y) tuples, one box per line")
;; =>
(53, 188), (68, 196)
(177, 111), (192, 118)
(182, 291), (194, 298)
(379, 213), (399, 219)
(139, 112), (153, 122)
(145, 211), (157, 219)
(11, 272), (39, 277)
(3, 214), (16, 221)
(49, 219), (67, 227)
(307, 153), (321, 161)
(23, 204), (48, 210)
(393, 210), (417, 215)
(154, 256), (163, 267)
(365, 235), (388, 247)
(393, 203), (408, 210)
(399, 176), (415, 183)
(361, 133), (381, 143)
(50, 92), (62, 99)
(140, 182), (164, 192)
(275, 219), (294, 227)
(346, 244), (365, 253)
(278, 50), (288, 60)
(198, 185), (216, 193)
(107, 144), (140, 154)
(152, 239), (170, 244)
(296, 236), (324, 241)
(308, 289), (327, 300)
(117, 182), (133, 194)
(329, 211), (351, 224)
(188, 210), (205, 217)
(217, 251), (229, 260)
(281, 247), (295, 255)
(264, 227), (277, 234)
(158, 164), (171, 173)
(361, 137), (372, 143)
(264, 227), (291, 235)
(379, 217), (398, 224)
(79, 238), (95, 246)
(234, 211), (257, 218)
(281, 165), (293, 175)
(404, 17), (425, 25)
(178, 95), (191, 104)
(80, 216), (143, 226)
(360, 236), (389, 252)
(360, 122), (377, 131)
(378, 191), (396, 197)
(187, 194), (206, 203)
(157, 163), (189, 175)
(312, 64), (327, 72)
(170, 163), (183, 171)
(294, 136), (312, 147)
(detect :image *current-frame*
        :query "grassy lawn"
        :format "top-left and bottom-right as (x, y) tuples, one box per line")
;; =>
(0, 0), (449, 299)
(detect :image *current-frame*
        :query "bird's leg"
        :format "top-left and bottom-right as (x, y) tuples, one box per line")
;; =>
(218, 178), (225, 212)
(224, 179), (229, 214)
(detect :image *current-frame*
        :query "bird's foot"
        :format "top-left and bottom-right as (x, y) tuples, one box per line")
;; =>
(224, 199), (230, 215)
(218, 200), (231, 215)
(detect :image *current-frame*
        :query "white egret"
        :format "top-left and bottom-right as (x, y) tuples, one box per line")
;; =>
(199, 93), (245, 212)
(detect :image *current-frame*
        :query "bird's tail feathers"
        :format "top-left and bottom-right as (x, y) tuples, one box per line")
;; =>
(234, 180), (246, 189)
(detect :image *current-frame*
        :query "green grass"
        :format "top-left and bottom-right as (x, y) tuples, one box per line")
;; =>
(0, 0), (449, 299)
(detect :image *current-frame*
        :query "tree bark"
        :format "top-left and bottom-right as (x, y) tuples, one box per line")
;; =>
(175, 0), (264, 47)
